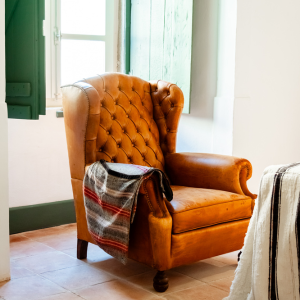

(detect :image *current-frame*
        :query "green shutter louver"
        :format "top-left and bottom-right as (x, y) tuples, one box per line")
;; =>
(5, 0), (46, 120)
(130, 0), (193, 114)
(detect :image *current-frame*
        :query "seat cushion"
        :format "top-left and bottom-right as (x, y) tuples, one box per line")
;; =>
(165, 185), (253, 234)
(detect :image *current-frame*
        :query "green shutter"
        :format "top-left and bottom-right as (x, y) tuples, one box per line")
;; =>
(125, 0), (131, 75)
(5, 0), (46, 120)
(130, 0), (193, 114)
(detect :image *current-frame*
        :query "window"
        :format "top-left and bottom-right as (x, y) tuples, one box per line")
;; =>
(45, 0), (118, 107)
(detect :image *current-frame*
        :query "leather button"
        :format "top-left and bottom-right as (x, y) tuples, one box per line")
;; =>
(122, 129), (125, 133)
(167, 92), (170, 95)
(111, 160), (114, 163)
(142, 102), (144, 106)
(171, 104), (174, 107)
(129, 101), (131, 104)
(128, 159), (131, 163)
(111, 116), (115, 120)
(132, 87), (135, 91)
(114, 101), (117, 105)
(107, 131), (110, 135)
(99, 148), (102, 152)
(167, 128), (170, 132)
(126, 114), (129, 118)
(117, 144), (120, 148)
(132, 144), (135, 147)
(100, 103), (103, 107)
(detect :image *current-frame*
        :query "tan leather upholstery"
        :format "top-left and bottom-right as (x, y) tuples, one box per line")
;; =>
(165, 152), (256, 199)
(167, 186), (253, 234)
(62, 73), (256, 277)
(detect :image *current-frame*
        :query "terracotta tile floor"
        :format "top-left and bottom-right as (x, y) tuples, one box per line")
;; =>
(0, 223), (239, 300)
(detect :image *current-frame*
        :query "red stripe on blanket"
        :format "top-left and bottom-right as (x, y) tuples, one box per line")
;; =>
(84, 187), (131, 218)
(90, 231), (128, 252)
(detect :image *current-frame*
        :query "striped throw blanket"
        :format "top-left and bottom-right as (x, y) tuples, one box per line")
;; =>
(83, 159), (172, 264)
(225, 162), (300, 300)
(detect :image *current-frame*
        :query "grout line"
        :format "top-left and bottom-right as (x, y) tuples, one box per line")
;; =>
(38, 265), (117, 294)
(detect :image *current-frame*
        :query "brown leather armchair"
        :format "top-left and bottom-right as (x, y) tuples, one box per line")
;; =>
(62, 73), (256, 292)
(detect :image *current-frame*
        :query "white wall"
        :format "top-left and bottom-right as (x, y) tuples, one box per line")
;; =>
(176, 0), (218, 153)
(8, 108), (73, 208)
(233, 0), (300, 193)
(212, 0), (236, 155)
(0, 0), (11, 282)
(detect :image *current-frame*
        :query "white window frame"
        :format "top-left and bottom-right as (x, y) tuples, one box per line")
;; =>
(45, 0), (119, 107)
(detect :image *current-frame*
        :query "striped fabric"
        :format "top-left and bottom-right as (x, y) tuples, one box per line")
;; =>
(225, 162), (300, 300)
(83, 160), (172, 264)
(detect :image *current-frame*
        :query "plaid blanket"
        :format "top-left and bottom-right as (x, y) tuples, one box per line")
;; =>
(83, 159), (173, 264)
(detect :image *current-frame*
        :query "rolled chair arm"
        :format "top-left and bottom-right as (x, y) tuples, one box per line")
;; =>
(165, 152), (257, 199)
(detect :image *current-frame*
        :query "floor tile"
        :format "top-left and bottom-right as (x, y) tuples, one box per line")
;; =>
(75, 280), (161, 300)
(41, 264), (115, 291)
(10, 261), (35, 279)
(200, 258), (227, 268)
(128, 270), (204, 295)
(91, 257), (152, 279)
(0, 275), (66, 300)
(23, 224), (77, 240)
(40, 291), (85, 300)
(62, 243), (112, 263)
(173, 261), (236, 283)
(208, 276), (234, 293)
(33, 232), (78, 251)
(212, 251), (240, 266)
(161, 284), (229, 300)
(6, 224), (239, 299)
(10, 234), (30, 243)
(14, 251), (84, 274)
(10, 239), (55, 259)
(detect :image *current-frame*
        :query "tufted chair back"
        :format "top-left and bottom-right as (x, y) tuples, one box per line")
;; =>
(62, 73), (184, 181)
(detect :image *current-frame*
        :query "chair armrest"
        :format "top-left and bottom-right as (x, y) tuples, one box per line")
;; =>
(139, 173), (169, 218)
(165, 152), (257, 199)
(138, 173), (172, 270)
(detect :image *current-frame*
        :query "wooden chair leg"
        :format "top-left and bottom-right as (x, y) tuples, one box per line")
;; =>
(77, 239), (88, 259)
(153, 270), (169, 292)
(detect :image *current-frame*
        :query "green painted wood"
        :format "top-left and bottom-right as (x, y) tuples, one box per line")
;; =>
(149, 0), (165, 80)
(7, 105), (31, 119)
(130, 0), (151, 80)
(5, 0), (19, 32)
(125, 0), (131, 74)
(9, 200), (76, 234)
(5, 0), (46, 120)
(56, 110), (64, 118)
(130, 0), (193, 114)
(163, 0), (193, 114)
(6, 83), (31, 97)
